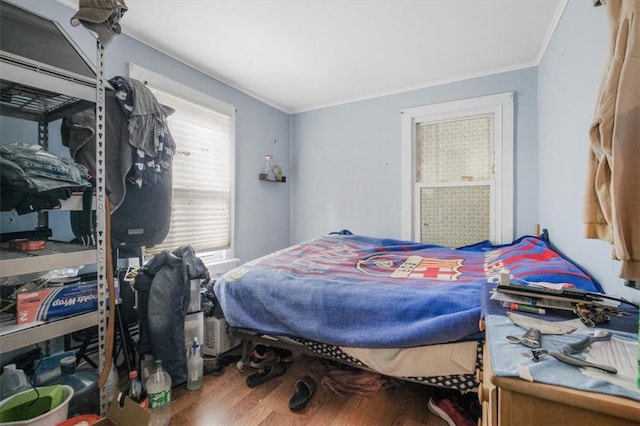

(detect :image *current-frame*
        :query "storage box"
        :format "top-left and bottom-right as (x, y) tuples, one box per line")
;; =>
(16, 280), (102, 324)
(93, 395), (150, 426)
(202, 316), (238, 356)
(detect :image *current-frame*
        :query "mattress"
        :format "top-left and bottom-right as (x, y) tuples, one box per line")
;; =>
(214, 233), (603, 349)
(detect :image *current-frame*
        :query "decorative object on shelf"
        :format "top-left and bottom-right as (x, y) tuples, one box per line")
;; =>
(261, 154), (275, 181)
(273, 164), (283, 182)
(259, 155), (286, 182)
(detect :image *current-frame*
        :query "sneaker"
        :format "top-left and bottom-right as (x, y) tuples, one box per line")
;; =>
(250, 345), (279, 369)
(427, 396), (477, 426)
(273, 347), (293, 364)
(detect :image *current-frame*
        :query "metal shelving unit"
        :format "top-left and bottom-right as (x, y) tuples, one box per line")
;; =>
(0, 1), (108, 410)
(0, 311), (97, 353)
(0, 241), (97, 278)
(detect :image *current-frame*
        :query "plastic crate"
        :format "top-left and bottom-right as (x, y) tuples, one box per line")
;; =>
(202, 316), (238, 356)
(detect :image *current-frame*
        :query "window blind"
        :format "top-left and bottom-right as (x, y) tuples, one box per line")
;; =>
(143, 87), (232, 256)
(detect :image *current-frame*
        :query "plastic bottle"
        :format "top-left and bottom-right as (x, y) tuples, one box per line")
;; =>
(0, 364), (29, 400)
(145, 359), (172, 426)
(42, 356), (99, 416)
(104, 360), (120, 404)
(187, 337), (203, 391)
(126, 370), (148, 409)
(140, 354), (154, 383)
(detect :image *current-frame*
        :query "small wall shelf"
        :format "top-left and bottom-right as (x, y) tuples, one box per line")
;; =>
(259, 173), (286, 183)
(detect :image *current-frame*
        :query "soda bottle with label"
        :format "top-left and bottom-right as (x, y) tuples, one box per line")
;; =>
(144, 359), (172, 426)
(126, 369), (148, 409)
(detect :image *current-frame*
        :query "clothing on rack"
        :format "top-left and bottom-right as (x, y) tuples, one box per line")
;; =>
(0, 143), (91, 214)
(61, 91), (132, 213)
(61, 76), (175, 212)
(109, 76), (175, 188)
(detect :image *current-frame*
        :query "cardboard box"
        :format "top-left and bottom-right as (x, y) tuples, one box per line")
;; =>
(16, 280), (100, 324)
(94, 395), (150, 425)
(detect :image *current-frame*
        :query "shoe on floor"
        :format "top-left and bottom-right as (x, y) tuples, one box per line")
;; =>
(250, 345), (279, 369)
(246, 362), (287, 388)
(427, 396), (476, 426)
(288, 376), (317, 411)
(274, 347), (294, 364)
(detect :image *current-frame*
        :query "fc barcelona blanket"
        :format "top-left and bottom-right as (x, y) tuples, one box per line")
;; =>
(213, 234), (602, 348)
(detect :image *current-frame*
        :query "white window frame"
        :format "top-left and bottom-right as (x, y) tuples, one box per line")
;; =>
(400, 92), (514, 244)
(128, 63), (236, 268)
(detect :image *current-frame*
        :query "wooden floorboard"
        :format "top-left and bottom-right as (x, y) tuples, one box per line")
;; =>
(169, 353), (451, 425)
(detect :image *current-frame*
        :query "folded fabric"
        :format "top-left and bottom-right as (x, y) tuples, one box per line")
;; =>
(321, 368), (391, 397)
(0, 142), (90, 191)
(1, 143), (90, 214)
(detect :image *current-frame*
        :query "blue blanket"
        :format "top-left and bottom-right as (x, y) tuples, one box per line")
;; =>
(214, 234), (602, 348)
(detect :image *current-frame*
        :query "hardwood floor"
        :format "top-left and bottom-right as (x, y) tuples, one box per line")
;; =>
(169, 353), (451, 426)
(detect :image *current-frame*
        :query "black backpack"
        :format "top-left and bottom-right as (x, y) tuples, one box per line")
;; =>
(64, 89), (172, 249)
(110, 166), (172, 248)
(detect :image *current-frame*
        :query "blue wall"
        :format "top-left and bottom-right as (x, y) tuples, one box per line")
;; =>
(7, 0), (637, 302)
(4, 0), (292, 264)
(538, 0), (637, 302)
(291, 68), (538, 243)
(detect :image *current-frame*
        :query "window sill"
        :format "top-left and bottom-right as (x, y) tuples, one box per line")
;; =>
(202, 257), (240, 278)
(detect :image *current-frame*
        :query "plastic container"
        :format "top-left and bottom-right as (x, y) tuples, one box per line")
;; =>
(33, 351), (75, 386)
(187, 338), (203, 391)
(202, 316), (238, 356)
(0, 384), (73, 426)
(140, 355), (154, 384)
(187, 279), (201, 313)
(145, 360), (171, 426)
(0, 364), (30, 400)
(103, 361), (120, 405)
(41, 356), (99, 416)
(55, 414), (101, 426)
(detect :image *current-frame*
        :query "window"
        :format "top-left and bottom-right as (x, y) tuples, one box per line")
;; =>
(400, 93), (513, 246)
(128, 64), (235, 263)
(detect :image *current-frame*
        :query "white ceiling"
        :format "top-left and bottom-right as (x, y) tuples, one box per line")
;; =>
(61, 0), (566, 114)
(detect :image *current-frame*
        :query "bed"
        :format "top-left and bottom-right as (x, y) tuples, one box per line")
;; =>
(213, 232), (603, 391)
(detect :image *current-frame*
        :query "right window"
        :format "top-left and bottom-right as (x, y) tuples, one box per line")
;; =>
(401, 93), (513, 246)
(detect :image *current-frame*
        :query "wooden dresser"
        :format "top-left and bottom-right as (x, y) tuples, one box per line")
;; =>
(478, 342), (640, 426)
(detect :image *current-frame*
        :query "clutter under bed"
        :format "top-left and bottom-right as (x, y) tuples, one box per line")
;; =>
(213, 232), (603, 391)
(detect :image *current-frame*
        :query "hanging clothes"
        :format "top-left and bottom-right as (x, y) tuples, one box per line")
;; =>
(136, 246), (209, 386)
(108, 76), (175, 188)
(61, 91), (132, 213)
(585, 0), (640, 281)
